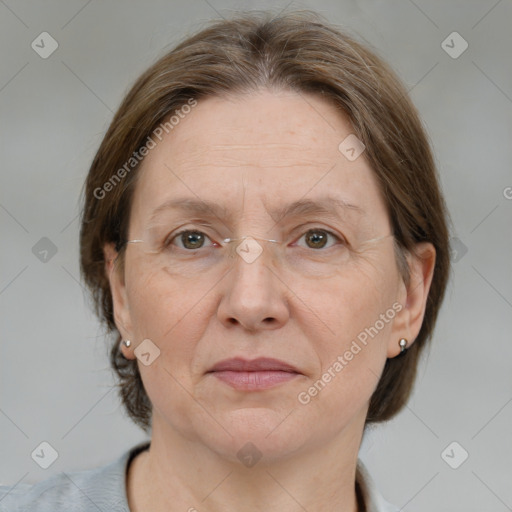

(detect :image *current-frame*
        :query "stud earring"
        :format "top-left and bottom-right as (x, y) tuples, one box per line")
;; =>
(399, 338), (408, 353)
(122, 340), (131, 348)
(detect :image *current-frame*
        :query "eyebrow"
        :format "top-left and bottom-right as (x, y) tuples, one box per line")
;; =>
(148, 196), (365, 225)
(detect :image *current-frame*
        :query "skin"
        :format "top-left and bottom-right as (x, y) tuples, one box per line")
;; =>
(104, 89), (435, 512)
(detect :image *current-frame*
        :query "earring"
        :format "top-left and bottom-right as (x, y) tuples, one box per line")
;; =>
(399, 338), (408, 353)
(122, 340), (131, 348)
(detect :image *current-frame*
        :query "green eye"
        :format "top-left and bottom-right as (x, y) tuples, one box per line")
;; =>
(167, 230), (215, 250)
(181, 231), (205, 249)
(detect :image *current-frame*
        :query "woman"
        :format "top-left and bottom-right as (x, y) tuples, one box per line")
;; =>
(0, 11), (450, 512)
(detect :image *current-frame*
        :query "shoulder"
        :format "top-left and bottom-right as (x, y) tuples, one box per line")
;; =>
(356, 459), (400, 512)
(0, 441), (150, 512)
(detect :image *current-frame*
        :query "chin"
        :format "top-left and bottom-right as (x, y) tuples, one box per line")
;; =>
(195, 407), (312, 465)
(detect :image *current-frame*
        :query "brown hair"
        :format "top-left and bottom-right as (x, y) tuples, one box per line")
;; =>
(80, 10), (450, 433)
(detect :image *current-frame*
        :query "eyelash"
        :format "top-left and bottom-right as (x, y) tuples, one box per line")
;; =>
(164, 227), (347, 251)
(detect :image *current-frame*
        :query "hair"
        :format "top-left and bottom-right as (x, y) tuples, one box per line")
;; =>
(80, 10), (451, 434)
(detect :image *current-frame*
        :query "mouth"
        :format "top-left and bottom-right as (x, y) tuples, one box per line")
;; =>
(206, 357), (301, 391)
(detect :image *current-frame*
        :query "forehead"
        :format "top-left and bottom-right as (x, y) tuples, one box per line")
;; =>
(166, 90), (351, 169)
(130, 89), (389, 230)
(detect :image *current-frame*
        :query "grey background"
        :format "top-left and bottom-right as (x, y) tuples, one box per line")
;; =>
(1, 1), (511, 511)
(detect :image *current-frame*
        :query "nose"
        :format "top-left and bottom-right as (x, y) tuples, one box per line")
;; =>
(217, 240), (290, 332)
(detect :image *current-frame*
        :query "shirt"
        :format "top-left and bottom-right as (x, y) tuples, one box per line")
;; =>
(0, 441), (399, 511)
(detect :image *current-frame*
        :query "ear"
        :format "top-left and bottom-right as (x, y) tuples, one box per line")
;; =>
(104, 243), (136, 360)
(387, 242), (436, 358)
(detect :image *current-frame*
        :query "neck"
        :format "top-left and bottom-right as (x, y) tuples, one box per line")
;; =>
(127, 413), (366, 512)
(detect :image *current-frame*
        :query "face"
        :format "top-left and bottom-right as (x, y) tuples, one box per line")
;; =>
(107, 89), (431, 463)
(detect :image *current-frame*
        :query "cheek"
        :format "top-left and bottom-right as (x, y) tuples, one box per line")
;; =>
(124, 265), (223, 392)
(299, 250), (399, 348)
(125, 263), (215, 339)
(295, 256), (399, 411)
(124, 268), (214, 421)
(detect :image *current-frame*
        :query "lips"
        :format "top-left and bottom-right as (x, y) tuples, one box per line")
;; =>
(208, 357), (300, 374)
(207, 357), (301, 391)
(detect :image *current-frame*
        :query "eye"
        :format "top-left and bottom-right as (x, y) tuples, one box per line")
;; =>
(295, 228), (344, 250)
(167, 230), (217, 250)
